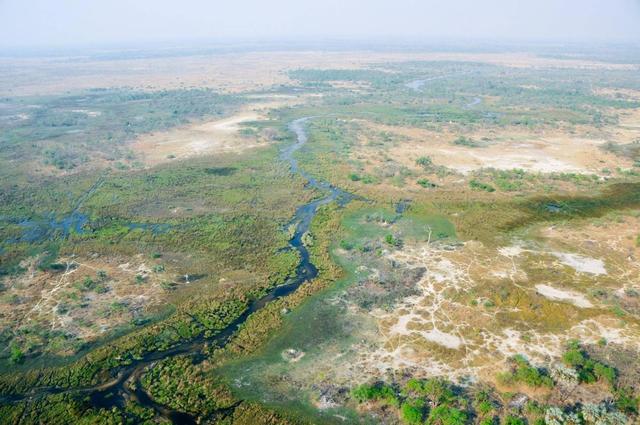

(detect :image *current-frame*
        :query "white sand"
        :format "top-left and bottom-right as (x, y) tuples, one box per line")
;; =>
(552, 252), (606, 275)
(535, 284), (593, 308)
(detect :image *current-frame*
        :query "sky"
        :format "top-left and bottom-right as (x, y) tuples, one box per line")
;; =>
(0, 0), (639, 48)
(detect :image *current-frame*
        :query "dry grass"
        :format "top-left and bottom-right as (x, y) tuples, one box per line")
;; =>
(355, 120), (634, 177)
(0, 253), (182, 356)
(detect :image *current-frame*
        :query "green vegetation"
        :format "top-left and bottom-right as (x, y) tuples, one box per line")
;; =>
(351, 378), (467, 425)
(452, 136), (481, 148)
(498, 355), (554, 388)
(351, 382), (399, 406)
(2, 48), (640, 425)
(469, 179), (496, 192)
(0, 88), (241, 175)
(417, 178), (437, 188)
(562, 340), (617, 387)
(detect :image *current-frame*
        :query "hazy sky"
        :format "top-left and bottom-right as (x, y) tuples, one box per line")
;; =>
(1, 0), (639, 48)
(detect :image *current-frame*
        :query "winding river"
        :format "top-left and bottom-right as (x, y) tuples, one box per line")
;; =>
(0, 118), (352, 424)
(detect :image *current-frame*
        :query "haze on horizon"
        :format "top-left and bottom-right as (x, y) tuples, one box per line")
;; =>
(0, 0), (639, 49)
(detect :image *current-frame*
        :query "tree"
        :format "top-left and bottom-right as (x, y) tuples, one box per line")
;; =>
(10, 345), (24, 364)
(426, 406), (466, 425)
(401, 399), (425, 424)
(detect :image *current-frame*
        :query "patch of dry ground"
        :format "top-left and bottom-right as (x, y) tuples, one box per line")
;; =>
(355, 120), (634, 178)
(304, 215), (640, 389)
(0, 253), (182, 357)
(131, 97), (306, 165)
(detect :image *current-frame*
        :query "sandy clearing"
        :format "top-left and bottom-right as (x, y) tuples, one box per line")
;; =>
(71, 109), (102, 117)
(498, 245), (526, 257)
(357, 121), (632, 176)
(131, 98), (303, 165)
(133, 113), (261, 164)
(552, 252), (607, 275)
(420, 328), (463, 349)
(535, 284), (593, 308)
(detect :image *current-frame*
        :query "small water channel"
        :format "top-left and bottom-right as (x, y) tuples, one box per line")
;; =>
(0, 118), (353, 424)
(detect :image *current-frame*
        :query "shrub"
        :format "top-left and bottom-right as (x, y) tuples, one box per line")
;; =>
(426, 405), (466, 425)
(562, 343), (617, 387)
(469, 180), (495, 192)
(384, 234), (402, 248)
(401, 399), (425, 424)
(545, 407), (581, 425)
(499, 355), (554, 388)
(504, 416), (525, 425)
(416, 156), (433, 168)
(339, 240), (354, 250)
(9, 345), (24, 364)
(593, 362), (616, 386)
(614, 387), (639, 415)
(453, 136), (480, 147)
(417, 178), (437, 188)
(582, 403), (629, 424)
(404, 378), (454, 406)
(351, 383), (399, 407)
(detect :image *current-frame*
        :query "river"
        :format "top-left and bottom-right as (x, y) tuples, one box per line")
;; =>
(0, 118), (352, 424)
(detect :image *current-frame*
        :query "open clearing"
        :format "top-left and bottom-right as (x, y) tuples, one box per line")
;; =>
(355, 120), (634, 177)
(132, 98), (306, 165)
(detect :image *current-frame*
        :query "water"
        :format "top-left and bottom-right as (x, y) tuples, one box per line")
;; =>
(0, 118), (354, 424)
(6, 212), (88, 243)
(2, 177), (103, 245)
(405, 72), (472, 93)
(466, 97), (482, 108)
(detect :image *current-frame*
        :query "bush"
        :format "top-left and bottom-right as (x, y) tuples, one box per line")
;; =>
(426, 405), (466, 425)
(562, 343), (617, 387)
(614, 387), (639, 415)
(351, 383), (399, 407)
(469, 180), (495, 192)
(401, 399), (425, 424)
(384, 234), (402, 248)
(9, 345), (25, 364)
(416, 156), (433, 168)
(504, 416), (525, 425)
(453, 136), (480, 147)
(404, 378), (454, 406)
(499, 355), (554, 388)
(417, 178), (437, 188)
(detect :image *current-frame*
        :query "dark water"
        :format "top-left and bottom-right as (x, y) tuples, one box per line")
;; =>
(0, 118), (353, 424)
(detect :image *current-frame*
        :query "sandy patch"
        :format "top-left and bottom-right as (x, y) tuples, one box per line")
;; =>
(498, 245), (526, 257)
(355, 121), (632, 177)
(551, 252), (607, 275)
(0, 253), (182, 356)
(535, 284), (593, 308)
(71, 109), (102, 117)
(131, 98), (301, 165)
